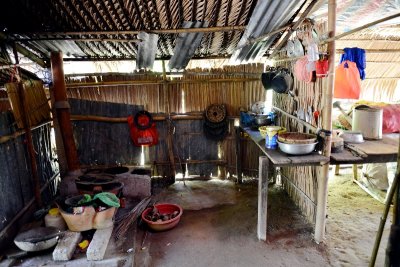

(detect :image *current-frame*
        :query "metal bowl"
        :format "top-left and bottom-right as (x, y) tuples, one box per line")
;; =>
(277, 141), (318, 155)
(14, 227), (62, 252)
(339, 131), (364, 143)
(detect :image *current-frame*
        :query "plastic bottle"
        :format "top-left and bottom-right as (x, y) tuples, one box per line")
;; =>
(44, 208), (67, 230)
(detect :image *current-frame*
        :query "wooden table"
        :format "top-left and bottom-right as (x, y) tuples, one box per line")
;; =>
(330, 134), (399, 202)
(240, 127), (330, 241)
(330, 134), (399, 165)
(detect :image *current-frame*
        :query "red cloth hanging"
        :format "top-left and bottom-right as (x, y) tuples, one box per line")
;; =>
(334, 60), (361, 99)
(127, 115), (159, 146)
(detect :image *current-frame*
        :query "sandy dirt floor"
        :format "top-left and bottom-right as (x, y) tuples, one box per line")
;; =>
(326, 166), (391, 267)
(135, 167), (393, 267)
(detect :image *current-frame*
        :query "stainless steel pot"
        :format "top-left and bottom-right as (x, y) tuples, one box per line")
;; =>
(277, 141), (318, 155)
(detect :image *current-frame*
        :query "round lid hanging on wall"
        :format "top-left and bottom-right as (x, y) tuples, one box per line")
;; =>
(205, 104), (227, 123)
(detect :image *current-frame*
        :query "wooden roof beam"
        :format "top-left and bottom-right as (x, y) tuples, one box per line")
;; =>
(0, 33), (47, 68)
(9, 25), (246, 36)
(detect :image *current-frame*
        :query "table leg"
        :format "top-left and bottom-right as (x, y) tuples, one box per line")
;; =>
(236, 127), (242, 184)
(258, 156), (269, 241)
(352, 164), (358, 180)
(335, 165), (340, 175)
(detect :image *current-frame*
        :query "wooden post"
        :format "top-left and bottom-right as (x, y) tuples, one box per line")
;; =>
(162, 60), (176, 177)
(258, 156), (269, 241)
(12, 44), (42, 207)
(236, 127), (242, 184)
(314, 0), (336, 244)
(50, 52), (80, 172)
(334, 165), (340, 175)
(352, 164), (358, 180)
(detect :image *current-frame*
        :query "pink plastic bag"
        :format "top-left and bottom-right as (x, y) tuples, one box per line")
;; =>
(382, 104), (400, 133)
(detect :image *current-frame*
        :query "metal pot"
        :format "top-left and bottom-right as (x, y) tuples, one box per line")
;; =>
(14, 227), (63, 252)
(255, 115), (270, 126)
(271, 68), (293, 94)
(277, 141), (318, 155)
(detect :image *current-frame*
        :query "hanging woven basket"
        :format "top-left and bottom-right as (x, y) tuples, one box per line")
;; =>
(205, 104), (227, 123)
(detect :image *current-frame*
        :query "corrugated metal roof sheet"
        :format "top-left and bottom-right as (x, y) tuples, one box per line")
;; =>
(229, 0), (305, 64)
(136, 32), (158, 70)
(169, 21), (209, 70)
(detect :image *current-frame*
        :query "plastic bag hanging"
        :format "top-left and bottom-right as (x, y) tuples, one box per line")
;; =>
(334, 61), (361, 99)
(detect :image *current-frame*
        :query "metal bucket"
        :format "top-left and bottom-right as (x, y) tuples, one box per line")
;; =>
(352, 105), (383, 140)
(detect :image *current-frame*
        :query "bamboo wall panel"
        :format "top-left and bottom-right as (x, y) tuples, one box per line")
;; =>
(5, 81), (50, 129)
(274, 43), (326, 224)
(0, 112), (57, 247)
(69, 99), (144, 166)
(66, 63), (266, 178)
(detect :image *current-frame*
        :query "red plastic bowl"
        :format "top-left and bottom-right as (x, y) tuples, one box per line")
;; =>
(141, 203), (183, 231)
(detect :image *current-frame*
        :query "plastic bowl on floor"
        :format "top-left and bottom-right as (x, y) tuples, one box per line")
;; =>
(141, 203), (183, 232)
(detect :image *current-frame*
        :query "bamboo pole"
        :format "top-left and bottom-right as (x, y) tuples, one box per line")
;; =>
(272, 106), (318, 132)
(50, 52), (80, 172)
(321, 12), (400, 44)
(65, 77), (260, 88)
(12, 44), (42, 207)
(16, 38), (141, 43)
(314, 0), (336, 244)
(12, 25), (246, 36)
(269, 0), (320, 58)
(369, 171), (399, 267)
(0, 120), (51, 144)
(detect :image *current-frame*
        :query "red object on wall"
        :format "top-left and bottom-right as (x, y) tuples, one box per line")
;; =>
(127, 114), (159, 146)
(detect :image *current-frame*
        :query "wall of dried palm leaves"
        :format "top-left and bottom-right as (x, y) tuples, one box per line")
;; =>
(66, 63), (266, 178)
(272, 21), (329, 224)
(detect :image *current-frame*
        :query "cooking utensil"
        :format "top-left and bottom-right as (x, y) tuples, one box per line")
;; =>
(261, 71), (275, 90)
(271, 68), (293, 94)
(277, 141), (318, 155)
(254, 115), (270, 126)
(14, 227), (63, 252)
(278, 132), (317, 144)
(339, 131), (364, 143)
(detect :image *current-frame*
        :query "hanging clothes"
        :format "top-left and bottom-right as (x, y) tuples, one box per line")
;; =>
(339, 47), (366, 80)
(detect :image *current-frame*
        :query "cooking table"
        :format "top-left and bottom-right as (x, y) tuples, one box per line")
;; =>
(330, 134), (399, 202)
(239, 127), (329, 241)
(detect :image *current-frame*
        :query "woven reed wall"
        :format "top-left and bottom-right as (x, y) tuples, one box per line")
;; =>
(66, 63), (265, 178)
(272, 19), (331, 224)
(5, 81), (50, 129)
